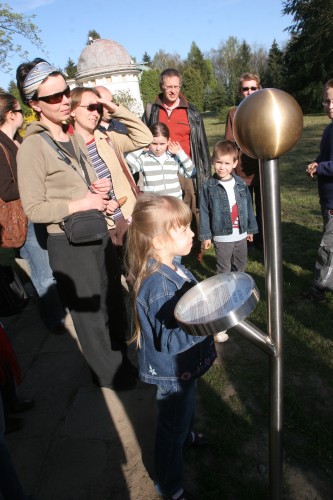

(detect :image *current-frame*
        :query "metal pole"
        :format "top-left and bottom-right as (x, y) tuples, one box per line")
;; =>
(260, 158), (284, 500)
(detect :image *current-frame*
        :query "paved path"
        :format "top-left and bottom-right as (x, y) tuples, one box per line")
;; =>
(1, 295), (160, 500)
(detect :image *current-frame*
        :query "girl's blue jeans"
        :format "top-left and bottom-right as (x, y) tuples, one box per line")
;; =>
(154, 379), (196, 497)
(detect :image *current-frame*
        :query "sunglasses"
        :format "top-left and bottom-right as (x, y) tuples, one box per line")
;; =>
(242, 86), (258, 91)
(13, 109), (23, 114)
(79, 103), (103, 113)
(37, 86), (71, 104)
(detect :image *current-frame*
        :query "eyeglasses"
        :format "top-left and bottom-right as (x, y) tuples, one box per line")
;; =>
(37, 86), (71, 104)
(322, 99), (333, 106)
(163, 86), (180, 90)
(79, 103), (103, 113)
(242, 86), (258, 92)
(13, 109), (23, 114)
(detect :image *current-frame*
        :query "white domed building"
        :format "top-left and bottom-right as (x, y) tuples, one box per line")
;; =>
(70, 38), (144, 115)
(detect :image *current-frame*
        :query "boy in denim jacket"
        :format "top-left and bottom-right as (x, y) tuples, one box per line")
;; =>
(199, 140), (258, 274)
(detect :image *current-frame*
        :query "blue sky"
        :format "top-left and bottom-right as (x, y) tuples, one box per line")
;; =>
(4, 0), (291, 90)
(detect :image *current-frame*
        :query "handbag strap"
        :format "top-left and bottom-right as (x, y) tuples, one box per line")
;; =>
(40, 131), (94, 192)
(105, 137), (138, 191)
(0, 143), (16, 183)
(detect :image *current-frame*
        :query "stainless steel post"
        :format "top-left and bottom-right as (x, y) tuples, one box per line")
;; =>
(233, 87), (303, 499)
(260, 158), (284, 500)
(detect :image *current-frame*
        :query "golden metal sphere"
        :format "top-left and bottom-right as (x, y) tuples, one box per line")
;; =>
(233, 88), (303, 159)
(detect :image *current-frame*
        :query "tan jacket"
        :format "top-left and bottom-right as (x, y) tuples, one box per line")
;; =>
(17, 122), (98, 234)
(93, 105), (153, 226)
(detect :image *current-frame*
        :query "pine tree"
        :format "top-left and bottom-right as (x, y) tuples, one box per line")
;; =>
(86, 30), (101, 44)
(283, 0), (333, 111)
(140, 69), (160, 106)
(64, 58), (77, 79)
(262, 40), (286, 89)
(142, 52), (152, 67)
(182, 67), (204, 111)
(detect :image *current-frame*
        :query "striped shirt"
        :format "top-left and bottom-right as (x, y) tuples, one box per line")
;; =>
(86, 138), (123, 221)
(125, 148), (195, 200)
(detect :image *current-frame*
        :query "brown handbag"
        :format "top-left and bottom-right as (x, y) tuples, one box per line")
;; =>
(0, 143), (28, 248)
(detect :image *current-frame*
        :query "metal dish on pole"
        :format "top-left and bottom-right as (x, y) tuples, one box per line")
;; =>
(174, 272), (259, 336)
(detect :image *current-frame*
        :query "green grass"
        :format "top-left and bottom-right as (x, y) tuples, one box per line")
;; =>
(2, 113), (332, 498)
(183, 113), (333, 499)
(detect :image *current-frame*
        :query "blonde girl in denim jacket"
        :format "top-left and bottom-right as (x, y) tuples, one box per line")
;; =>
(125, 194), (216, 500)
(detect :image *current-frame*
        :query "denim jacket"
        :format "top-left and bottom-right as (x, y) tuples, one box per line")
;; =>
(199, 173), (258, 241)
(137, 262), (216, 387)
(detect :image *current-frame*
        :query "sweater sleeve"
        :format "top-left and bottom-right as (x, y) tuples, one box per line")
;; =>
(109, 105), (153, 154)
(125, 148), (145, 174)
(174, 149), (195, 178)
(316, 161), (333, 176)
(199, 184), (212, 241)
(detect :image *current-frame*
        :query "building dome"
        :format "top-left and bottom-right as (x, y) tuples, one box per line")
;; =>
(73, 37), (144, 116)
(76, 38), (135, 79)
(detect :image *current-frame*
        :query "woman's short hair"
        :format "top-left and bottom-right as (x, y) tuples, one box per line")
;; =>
(70, 87), (101, 111)
(159, 68), (182, 89)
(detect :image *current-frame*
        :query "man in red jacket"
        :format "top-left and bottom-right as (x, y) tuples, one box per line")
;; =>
(143, 68), (211, 240)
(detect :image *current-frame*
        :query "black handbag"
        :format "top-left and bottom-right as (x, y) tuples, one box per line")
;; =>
(60, 209), (108, 244)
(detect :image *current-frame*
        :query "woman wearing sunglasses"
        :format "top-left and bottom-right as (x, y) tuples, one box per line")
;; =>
(70, 86), (152, 252)
(70, 86), (152, 385)
(0, 91), (66, 333)
(225, 72), (263, 249)
(16, 58), (122, 388)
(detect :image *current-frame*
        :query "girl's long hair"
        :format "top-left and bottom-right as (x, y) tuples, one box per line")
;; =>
(125, 194), (192, 346)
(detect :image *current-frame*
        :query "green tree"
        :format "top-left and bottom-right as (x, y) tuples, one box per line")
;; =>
(7, 79), (34, 116)
(86, 30), (101, 44)
(182, 66), (204, 111)
(0, 2), (43, 72)
(64, 57), (77, 78)
(283, 0), (333, 111)
(186, 42), (211, 87)
(140, 68), (160, 105)
(204, 82), (227, 113)
(236, 41), (252, 74)
(262, 40), (286, 89)
(142, 51), (152, 67)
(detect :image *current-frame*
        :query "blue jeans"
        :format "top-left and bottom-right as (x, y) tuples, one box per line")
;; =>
(154, 380), (196, 497)
(19, 222), (66, 329)
(313, 210), (333, 291)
